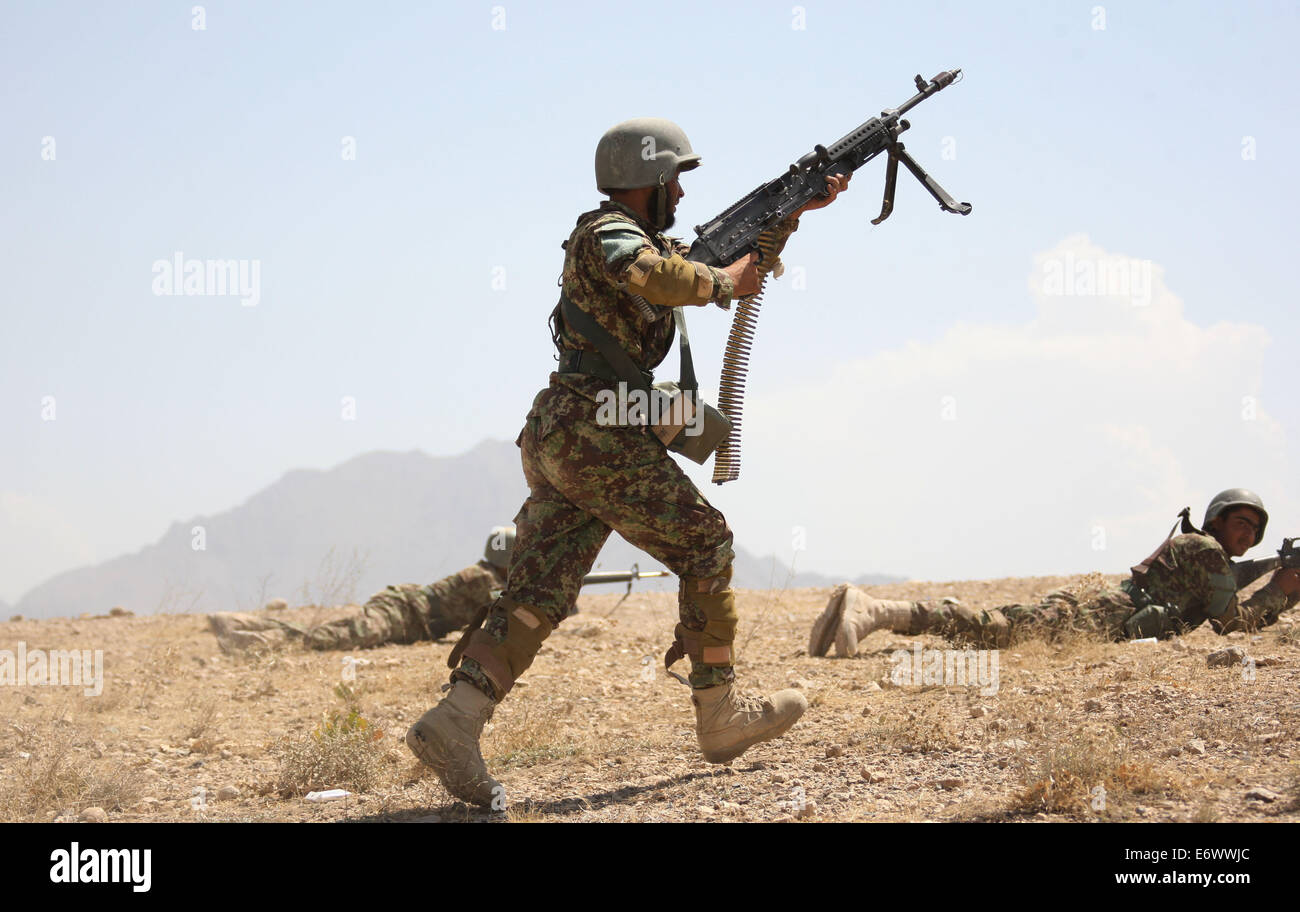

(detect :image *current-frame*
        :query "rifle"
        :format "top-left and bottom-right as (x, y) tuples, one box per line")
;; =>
(580, 564), (672, 617)
(687, 69), (971, 484)
(1232, 537), (1300, 589)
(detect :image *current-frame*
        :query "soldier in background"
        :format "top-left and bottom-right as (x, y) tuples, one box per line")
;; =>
(208, 528), (512, 652)
(810, 489), (1300, 655)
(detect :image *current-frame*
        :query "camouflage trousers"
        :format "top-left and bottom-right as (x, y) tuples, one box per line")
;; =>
(305, 568), (501, 650)
(908, 586), (1138, 646)
(453, 388), (735, 697)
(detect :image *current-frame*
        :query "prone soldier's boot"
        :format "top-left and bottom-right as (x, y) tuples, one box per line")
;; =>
(692, 682), (808, 764)
(809, 584), (974, 657)
(405, 681), (501, 808)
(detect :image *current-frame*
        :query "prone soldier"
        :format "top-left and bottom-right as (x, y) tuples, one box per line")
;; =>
(810, 489), (1300, 655)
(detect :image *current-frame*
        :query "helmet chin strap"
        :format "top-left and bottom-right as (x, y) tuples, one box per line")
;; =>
(649, 184), (674, 231)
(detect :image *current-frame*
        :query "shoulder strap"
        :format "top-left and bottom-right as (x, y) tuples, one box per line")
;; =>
(558, 292), (697, 394)
(1132, 507), (1199, 580)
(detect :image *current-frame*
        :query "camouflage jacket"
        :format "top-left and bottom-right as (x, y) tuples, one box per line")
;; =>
(1125, 533), (1295, 636)
(520, 202), (735, 436)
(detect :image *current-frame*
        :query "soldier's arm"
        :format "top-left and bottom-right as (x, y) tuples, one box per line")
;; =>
(591, 222), (735, 309)
(1216, 568), (1300, 634)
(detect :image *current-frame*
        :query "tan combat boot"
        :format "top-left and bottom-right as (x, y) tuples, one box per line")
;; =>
(809, 585), (964, 657)
(692, 683), (808, 763)
(406, 681), (502, 808)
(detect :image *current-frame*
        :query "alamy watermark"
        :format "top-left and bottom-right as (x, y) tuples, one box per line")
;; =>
(1041, 251), (1152, 307)
(152, 252), (261, 306)
(595, 382), (704, 437)
(890, 645), (999, 696)
(0, 641), (103, 696)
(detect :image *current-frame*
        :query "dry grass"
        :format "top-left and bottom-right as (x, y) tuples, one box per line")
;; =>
(3, 574), (1297, 823)
(0, 721), (143, 821)
(1013, 729), (1173, 818)
(274, 688), (388, 796)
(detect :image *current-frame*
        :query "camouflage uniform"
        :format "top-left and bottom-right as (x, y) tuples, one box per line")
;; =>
(451, 200), (773, 698)
(891, 533), (1298, 646)
(303, 562), (505, 649)
(207, 561), (504, 652)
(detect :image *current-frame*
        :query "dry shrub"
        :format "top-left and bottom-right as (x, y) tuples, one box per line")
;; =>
(1014, 730), (1170, 817)
(868, 702), (961, 754)
(275, 708), (386, 796)
(186, 696), (222, 741)
(485, 698), (580, 768)
(274, 684), (386, 795)
(0, 726), (142, 821)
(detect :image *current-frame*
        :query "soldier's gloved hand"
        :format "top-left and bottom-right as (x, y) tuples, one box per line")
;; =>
(795, 172), (851, 216)
(1270, 567), (1300, 596)
(721, 251), (760, 297)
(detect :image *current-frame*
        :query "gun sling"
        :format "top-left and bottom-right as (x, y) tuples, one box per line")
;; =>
(557, 293), (730, 464)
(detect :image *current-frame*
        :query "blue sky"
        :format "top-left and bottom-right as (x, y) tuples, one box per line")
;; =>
(2, 1), (1297, 601)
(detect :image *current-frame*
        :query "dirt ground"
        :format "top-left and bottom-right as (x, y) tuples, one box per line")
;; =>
(3, 573), (1297, 823)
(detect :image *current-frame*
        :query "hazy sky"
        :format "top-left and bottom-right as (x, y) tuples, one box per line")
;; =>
(3, 0), (1297, 603)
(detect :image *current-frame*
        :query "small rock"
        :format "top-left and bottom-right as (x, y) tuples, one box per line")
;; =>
(1134, 805), (1150, 816)
(109, 606), (133, 617)
(80, 807), (107, 823)
(8, 614), (22, 622)
(988, 719), (1005, 732)
(812, 762), (828, 773)
(796, 800), (818, 819)
(1245, 787), (1279, 803)
(1001, 739), (1029, 751)
(860, 767), (886, 783)
(219, 749), (232, 760)
(265, 598), (289, 612)
(216, 786), (240, 801)
(1187, 739), (1206, 756)
(1207, 647), (1246, 667)
(1254, 656), (1284, 667)
(861, 705), (873, 717)
(789, 678), (813, 690)
(1163, 747), (1182, 758)
(1083, 699), (1103, 712)
(772, 772), (787, 784)
(696, 805), (715, 816)
(1169, 639), (1187, 652)
(824, 746), (843, 759)
(936, 778), (964, 790)
(969, 706), (986, 718)
(864, 681), (881, 692)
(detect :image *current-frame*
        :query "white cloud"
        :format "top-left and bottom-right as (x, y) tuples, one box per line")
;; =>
(726, 234), (1294, 581)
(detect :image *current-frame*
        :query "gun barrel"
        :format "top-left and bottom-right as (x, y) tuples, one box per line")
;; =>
(581, 570), (672, 585)
(896, 69), (962, 117)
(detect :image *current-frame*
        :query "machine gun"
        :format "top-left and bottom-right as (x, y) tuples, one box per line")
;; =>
(686, 69), (972, 484)
(1232, 537), (1300, 589)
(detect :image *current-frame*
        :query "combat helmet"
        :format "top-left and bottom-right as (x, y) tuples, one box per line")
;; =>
(595, 118), (701, 192)
(483, 524), (516, 571)
(1202, 489), (1268, 545)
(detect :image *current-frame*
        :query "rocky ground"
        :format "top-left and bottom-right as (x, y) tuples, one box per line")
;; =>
(2, 573), (1297, 824)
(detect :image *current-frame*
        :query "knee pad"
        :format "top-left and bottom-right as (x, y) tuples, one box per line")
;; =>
(666, 569), (738, 681)
(455, 597), (553, 698)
